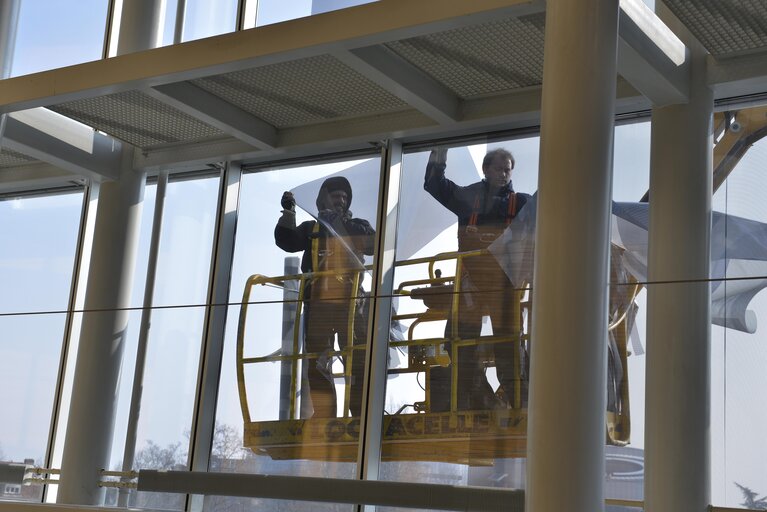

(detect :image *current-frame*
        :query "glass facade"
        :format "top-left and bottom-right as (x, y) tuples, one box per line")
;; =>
(0, 189), (85, 502)
(3, 2), (767, 511)
(11, 0), (109, 76)
(710, 114), (767, 508)
(255, 0), (377, 27)
(2, 115), (766, 511)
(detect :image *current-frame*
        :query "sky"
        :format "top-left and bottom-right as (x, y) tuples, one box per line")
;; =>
(1, 0), (765, 508)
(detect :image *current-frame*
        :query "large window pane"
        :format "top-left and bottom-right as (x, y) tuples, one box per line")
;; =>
(0, 190), (84, 503)
(255, 0), (377, 27)
(380, 125), (648, 500)
(11, 0), (109, 77)
(182, 0), (238, 42)
(711, 106), (767, 508)
(104, 175), (220, 510)
(381, 139), (539, 489)
(607, 121), (651, 503)
(206, 155), (381, 512)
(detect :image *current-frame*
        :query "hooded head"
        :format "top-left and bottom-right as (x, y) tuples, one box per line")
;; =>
(316, 176), (353, 213)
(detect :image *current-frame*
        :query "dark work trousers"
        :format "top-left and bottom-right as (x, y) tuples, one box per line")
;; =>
(429, 256), (525, 412)
(302, 297), (368, 418)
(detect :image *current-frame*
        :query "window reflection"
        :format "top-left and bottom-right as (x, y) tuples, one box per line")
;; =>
(381, 132), (648, 496)
(11, 0), (109, 77)
(711, 105), (767, 508)
(105, 176), (220, 510)
(383, 142), (537, 486)
(255, 0), (377, 27)
(182, 0), (238, 42)
(208, 155), (381, 512)
(0, 190), (84, 504)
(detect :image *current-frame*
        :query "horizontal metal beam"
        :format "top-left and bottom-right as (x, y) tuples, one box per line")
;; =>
(708, 51), (767, 102)
(134, 81), (646, 172)
(147, 82), (278, 149)
(137, 470), (524, 511)
(0, 162), (84, 193)
(0, 0), (545, 115)
(2, 109), (122, 181)
(617, 0), (689, 106)
(0, 503), (168, 512)
(333, 44), (461, 124)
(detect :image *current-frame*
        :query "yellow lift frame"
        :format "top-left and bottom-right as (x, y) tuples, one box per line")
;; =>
(236, 250), (637, 463)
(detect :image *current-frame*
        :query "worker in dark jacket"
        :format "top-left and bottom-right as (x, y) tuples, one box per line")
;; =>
(424, 147), (531, 411)
(275, 176), (375, 418)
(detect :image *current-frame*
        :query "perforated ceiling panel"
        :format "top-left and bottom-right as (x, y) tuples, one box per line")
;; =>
(50, 91), (225, 149)
(665, 0), (767, 56)
(0, 148), (37, 168)
(386, 13), (546, 99)
(192, 54), (408, 128)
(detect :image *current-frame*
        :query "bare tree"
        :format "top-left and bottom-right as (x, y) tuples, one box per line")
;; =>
(134, 440), (186, 471)
(735, 482), (767, 510)
(211, 423), (246, 462)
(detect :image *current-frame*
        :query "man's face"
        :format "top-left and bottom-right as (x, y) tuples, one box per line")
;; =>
(483, 156), (513, 188)
(325, 189), (348, 213)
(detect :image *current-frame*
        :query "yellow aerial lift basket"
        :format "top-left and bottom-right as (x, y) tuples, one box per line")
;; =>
(237, 248), (637, 464)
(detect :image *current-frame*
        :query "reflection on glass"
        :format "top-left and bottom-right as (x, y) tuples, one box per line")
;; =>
(382, 143), (536, 486)
(0, 191), (83, 504)
(208, 155), (380, 512)
(382, 134), (648, 496)
(606, 121), (651, 503)
(275, 176), (375, 418)
(11, 0), (109, 76)
(182, 0), (238, 42)
(711, 105), (767, 508)
(104, 176), (219, 510)
(256, 0), (377, 27)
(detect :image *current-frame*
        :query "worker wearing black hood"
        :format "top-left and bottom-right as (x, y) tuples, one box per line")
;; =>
(275, 176), (375, 418)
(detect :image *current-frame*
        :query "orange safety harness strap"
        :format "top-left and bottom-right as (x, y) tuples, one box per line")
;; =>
(467, 189), (517, 228)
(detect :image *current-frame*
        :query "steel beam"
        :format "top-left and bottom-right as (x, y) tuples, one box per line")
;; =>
(0, 0), (545, 114)
(333, 45), (461, 124)
(617, 0), (689, 106)
(2, 110), (122, 181)
(134, 82), (646, 173)
(146, 82), (278, 149)
(707, 51), (767, 102)
(0, 163), (82, 194)
(137, 470), (524, 511)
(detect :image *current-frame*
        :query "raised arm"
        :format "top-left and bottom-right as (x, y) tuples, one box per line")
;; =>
(423, 148), (466, 216)
(274, 191), (310, 252)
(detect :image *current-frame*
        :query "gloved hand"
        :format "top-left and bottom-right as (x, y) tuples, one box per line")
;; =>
(429, 147), (448, 165)
(281, 191), (296, 211)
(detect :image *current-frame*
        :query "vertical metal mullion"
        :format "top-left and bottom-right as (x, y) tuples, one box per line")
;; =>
(247, 0), (260, 29)
(42, 182), (94, 502)
(187, 163), (242, 512)
(235, 0), (247, 31)
(101, 0), (117, 59)
(0, 0), (20, 144)
(117, 170), (169, 507)
(173, 0), (187, 44)
(355, 141), (403, 506)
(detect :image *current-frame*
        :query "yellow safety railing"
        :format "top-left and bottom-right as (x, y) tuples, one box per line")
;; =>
(237, 268), (366, 423)
(237, 248), (638, 446)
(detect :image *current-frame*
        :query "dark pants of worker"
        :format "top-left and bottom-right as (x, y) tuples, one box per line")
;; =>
(303, 299), (368, 418)
(429, 262), (527, 412)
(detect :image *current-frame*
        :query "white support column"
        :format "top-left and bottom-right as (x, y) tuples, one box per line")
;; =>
(644, 44), (713, 512)
(57, 154), (145, 505)
(57, 0), (164, 505)
(527, 0), (619, 511)
(0, 0), (20, 142)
